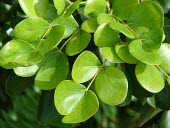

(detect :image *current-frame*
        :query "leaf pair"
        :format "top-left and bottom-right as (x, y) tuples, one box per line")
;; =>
(54, 51), (128, 123)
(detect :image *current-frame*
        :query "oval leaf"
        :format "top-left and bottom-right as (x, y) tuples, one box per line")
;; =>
(94, 23), (120, 47)
(159, 43), (170, 74)
(35, 51), (69, 90)
(95, 66), (128, 105)
(0, 39), (43, 69)
(129, 39), (162, 65)
(14, 17), (49, 42)
(72, 51), (101, 83)
(135, 62), (164, 93)
(65, 30), (91, 56)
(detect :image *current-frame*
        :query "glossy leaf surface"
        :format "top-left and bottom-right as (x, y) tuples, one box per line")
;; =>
(0, 39), (43, 69)
(95, 66), (128, 105)
(97, 13), (116, 25)
(54, 80), (99, 123)
(72, 51), (101, 83)
(159, 43), (170, 74)
(129, 39), (162, 65)
(135, 62), (164, 93)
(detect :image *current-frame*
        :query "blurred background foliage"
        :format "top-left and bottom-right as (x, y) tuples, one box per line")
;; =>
(1, 0), (170, 127)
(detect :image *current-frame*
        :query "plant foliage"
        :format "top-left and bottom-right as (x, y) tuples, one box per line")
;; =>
(1, 0), (170, 127)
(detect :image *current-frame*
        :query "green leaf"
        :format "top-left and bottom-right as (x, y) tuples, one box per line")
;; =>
(164, 17), (170, 42)
(159, 43), (170, 74)
(101, 47), (124, 63)
(37, 25), (65, 54)
(65, 30), (91, 56)
(6, 72), (34, 96)
(112, 0), (140, 20)
(54, 80), (99, 123)
(133, 27), (163, 50)
(84, 0), (106, 16)
(95, 66), (128, 105)
(72, 51), (101, 83)
(115, 44), (138, 64)
(0, 40), (43, 69)
(81, 18), (99, 33)
(35, 50), (69, 90)
(155, 83), (170, 110)
(135, 62), (164, 93)
(129, 39), (162, 65)
(97, 13), (116, 25)
(64, 0), (82, 17)
(94, 23), (120, 47)
(53, 14), (79, 38)
(156, 0), (170, 13)
(18, 0), (49, 18)
(13, 64), (40, 77)
(108, 22), (135, 39)
(14, 17), (49, 42)
(53, 0), (65, 15)
(34, 0), (49, 18)
(127, 1), (164, 29)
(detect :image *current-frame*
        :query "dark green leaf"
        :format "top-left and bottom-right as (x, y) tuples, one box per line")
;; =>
(35, 50), (69, 90)
(65, 30), (91, 56)
(6, 72), (34, 96)
(155, 82), (170, 110)
(72, 51), (101, 83)
(135, 62), (164, 93)
(95, 66), (128, 105)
